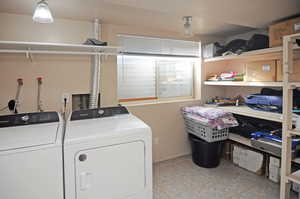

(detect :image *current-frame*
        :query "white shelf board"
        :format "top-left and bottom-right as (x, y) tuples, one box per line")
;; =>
(228, 133), (300, 164)
(0, 40), (120, 55)
(204, 81), (283, 87)
(203, 45), (300, 63)
(204, 105), (282, 122)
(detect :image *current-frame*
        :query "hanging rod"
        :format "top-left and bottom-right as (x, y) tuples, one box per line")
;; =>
(0, 49), (119, 56)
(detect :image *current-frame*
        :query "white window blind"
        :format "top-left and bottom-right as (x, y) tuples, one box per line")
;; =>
(117, 35), (198, 102)
(157, 59), (194, 98)
(118, 55), (195, 101)
(117, 56), (156, 100)
(118, 35), (200, 57)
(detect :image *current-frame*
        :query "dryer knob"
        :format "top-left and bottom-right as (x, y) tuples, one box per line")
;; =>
(79, 154), (87, 162)
(21, 115), (29, 122)
(98, 110), (105, 115)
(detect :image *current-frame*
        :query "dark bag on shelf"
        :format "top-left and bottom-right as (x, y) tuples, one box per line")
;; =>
(216, 39), (247, 56)
(230, 114), (281, 138)
(246, 34), (269, 51)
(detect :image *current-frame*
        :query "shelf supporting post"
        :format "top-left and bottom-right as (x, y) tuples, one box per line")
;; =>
(280, 36), (294, 199)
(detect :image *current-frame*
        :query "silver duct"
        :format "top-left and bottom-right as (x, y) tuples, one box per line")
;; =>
(89, 18), (101, 109)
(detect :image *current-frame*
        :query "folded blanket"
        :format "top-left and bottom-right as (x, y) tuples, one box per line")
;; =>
(182, 106), (238, 130)
(182, 106), (229, 120)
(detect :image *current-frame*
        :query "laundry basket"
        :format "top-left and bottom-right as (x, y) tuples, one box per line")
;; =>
(182, 113), (229, 142)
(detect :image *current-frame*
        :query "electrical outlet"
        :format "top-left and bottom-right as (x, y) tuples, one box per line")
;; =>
(62, 93), (70, 104)
(154, 137), (159, 145)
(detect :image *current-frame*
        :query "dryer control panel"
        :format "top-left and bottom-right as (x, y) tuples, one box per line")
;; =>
(71, 106), (129, 121)
(0, 112), (59, 128)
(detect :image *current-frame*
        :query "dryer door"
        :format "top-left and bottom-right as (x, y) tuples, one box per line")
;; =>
(75, 141), (145, 199)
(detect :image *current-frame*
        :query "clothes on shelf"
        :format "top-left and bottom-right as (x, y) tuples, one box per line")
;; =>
(207, 72), (244, 81)
(182, 106), (238, 130)
(206, 95), (245, 106)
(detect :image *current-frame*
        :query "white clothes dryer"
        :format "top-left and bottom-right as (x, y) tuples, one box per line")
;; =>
(63, 106), (152, 199)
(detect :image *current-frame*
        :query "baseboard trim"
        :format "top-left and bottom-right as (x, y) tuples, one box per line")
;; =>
(154, 152), (191, 163)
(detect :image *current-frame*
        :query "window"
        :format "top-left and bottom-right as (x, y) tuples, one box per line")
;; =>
(118, 55), (195, 102)
(157, 58), (194, 98)
(117, 34), (200, 103)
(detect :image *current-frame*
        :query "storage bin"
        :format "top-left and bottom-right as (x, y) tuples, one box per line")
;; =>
(245, 60), (276, 82)
(269, 156), (281, 183)
(269, 17), (300, 47)
(182, 113), (229, 142)
(232, 145), (265, 175)
(189, 134), (223, 168)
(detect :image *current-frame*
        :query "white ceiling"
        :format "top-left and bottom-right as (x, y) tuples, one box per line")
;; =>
(0, 0), (299, 37)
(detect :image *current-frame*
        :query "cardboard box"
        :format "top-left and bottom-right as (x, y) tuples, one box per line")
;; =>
(269, 170), (280, 183)
(269, 17), (300, 47)
(232, 145), (264, 175)
(245, 60), (276, 82)
(269, 156), (280, 167)
(268, 156), (280, 183)
(276, 59), (300, 81)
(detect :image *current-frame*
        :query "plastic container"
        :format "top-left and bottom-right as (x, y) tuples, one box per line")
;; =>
(189, 134), (223, 168)
(183, 113), (228, 142)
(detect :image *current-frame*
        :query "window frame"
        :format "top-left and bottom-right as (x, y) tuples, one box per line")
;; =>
(117, 55), (196, 103)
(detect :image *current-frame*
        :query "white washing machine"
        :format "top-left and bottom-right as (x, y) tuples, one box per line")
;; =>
(64, 106), (152, 199)
(0, 112), (64, 199)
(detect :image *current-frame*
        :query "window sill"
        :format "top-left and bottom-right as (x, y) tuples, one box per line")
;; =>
(120, 98), (201, 107)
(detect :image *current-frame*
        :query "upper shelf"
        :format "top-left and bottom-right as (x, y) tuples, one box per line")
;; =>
(204, 81), (283, 87)
(203, 45), (300, 63)
(0, 40), (121, 55)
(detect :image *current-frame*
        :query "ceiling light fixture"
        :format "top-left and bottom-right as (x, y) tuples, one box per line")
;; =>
(33, 0), (54, 23)
(183, 16), (193, 37)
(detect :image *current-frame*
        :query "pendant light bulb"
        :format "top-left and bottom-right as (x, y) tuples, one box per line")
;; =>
(33, 0), (54, 23)
(183, 16), (193, 37)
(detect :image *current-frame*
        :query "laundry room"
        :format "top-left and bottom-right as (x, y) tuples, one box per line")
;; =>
(0, 1), (300, 199)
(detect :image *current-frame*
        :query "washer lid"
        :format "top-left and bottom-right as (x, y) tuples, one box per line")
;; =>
(0, 112), (61, 151)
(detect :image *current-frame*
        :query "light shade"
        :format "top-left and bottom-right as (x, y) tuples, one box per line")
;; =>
(183, 16), (193, 37)
(33, 0), (54, 23)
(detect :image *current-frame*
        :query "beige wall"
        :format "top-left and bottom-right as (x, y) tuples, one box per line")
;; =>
(0, 13), (201, 162)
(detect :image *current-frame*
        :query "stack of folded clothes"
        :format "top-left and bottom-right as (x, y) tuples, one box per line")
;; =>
(182, 106), (238, 130)
(207, 72), (244, 81)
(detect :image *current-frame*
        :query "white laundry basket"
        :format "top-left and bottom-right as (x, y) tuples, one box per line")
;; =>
(182, 113), (229, 142)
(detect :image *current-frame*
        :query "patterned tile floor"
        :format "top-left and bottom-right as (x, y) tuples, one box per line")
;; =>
(154, 156), (298, 199)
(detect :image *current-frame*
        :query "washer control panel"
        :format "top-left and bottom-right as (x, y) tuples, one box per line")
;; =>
(0, 112), (59, 128)
(71, 106), (129, 121)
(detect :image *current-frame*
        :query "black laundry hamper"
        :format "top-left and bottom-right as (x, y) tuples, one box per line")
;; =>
(189, 134), (224, 168)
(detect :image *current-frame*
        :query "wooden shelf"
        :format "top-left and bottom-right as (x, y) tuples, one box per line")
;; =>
(204, 81), (283, 87)
(228, 133), (300, 164)
(229, 133), (251, 146)
(204, 47), (282, 62)
(205, 105), (282, 122)
(203, 45), (299, 63)
(0, 40), (120, 55)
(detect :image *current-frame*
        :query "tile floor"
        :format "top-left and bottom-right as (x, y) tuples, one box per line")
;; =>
(154, 156), (298, 199)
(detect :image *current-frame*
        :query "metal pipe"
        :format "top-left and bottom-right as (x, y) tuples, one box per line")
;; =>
(89, 18), (101, 109)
